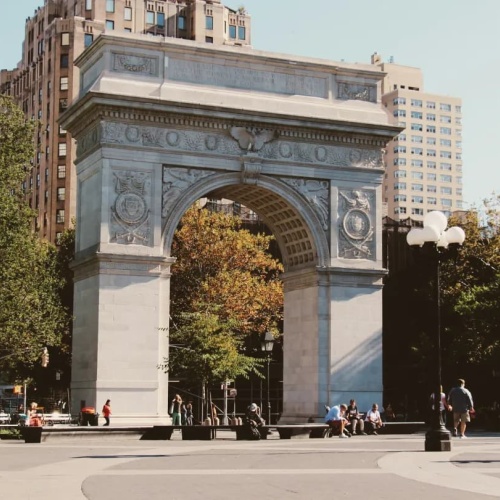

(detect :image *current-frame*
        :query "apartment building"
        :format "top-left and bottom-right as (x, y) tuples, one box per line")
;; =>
(0, 0), (251, 243)
(371, 53), (463, 222)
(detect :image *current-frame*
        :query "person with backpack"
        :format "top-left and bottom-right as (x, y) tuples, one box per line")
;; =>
(243, 403), (264, 440)
(447, 379), (474, 438)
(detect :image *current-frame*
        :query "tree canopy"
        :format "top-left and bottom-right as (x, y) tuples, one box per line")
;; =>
(166, 205), (283, 387)
(0, 96), (69, 379)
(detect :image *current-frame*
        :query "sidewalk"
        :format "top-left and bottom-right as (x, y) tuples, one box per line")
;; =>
(1, 431), (500, 499)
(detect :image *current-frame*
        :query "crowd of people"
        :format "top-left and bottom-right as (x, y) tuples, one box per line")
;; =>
(324, 400), (384, 438)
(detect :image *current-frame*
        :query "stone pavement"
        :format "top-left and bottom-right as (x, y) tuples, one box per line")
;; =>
(2, 431), (500, 499)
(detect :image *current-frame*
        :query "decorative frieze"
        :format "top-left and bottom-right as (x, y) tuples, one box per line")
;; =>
(338, 189), (375, 260)
(110, 171), (152, 246)
(167, 58), (327, 98)
(99, 121), (384, 169)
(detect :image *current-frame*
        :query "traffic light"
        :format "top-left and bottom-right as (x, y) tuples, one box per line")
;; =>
(41, 347), (49, 368)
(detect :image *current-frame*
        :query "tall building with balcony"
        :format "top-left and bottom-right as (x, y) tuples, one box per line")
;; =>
(371, 53), (463, 222)
(0, 0), (251, 243)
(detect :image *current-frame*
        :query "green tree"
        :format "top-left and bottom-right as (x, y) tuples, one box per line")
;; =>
(440, 198), (500, 371)
(0, 96), (69, 379)
(166, 206), (283, 394)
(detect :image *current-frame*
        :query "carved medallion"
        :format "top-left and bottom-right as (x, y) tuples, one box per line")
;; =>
(115, 193), (147, 225)
(230, 127), (278, 152)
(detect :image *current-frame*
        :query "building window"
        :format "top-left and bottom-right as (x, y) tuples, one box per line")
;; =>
(411, 147), (423, 155)
(426, 113), (436, 121)
(58, 165), (66, 178)
(394, 194), (407, 202)
(394, 170), (407, 178)
(411, 159), (423, 168)
(440, 115), (452, 123)
(412, 208), (424, 216)
(59, 125), (67, 135)
(229, 24), (236, 38)
(393, 97), (406, 105)
(394, 182), (407, 190)
(411, 111), (423, 119)
(146, 11), (154, 24)
(455, 105), (462, 113)
(206, 15), (213, 30)
(427, 149), (436, 157)
(60, 76), (68, 91)
(441, 199), (452, 207)
(157, 12), (165, 27)
(456, 188), (462, 196)
(428, 197), (437, 205)
(440, 139), (452, 147)
(427, 137), (436, 145)
(57, 187), (66, 201)
(60, 54), (69, 68)
(441, 187), (452, 195)
(84, 33), (93, 47)
(440, 175), (452, 182)
(178, 16), (186, 29)
(440, 103), (452, 112)
(411, 183), (424, 192)
(205, 36), (214, 43)
(411, 99), (422, 107)
(440, 163), (452, 171)
(238, 26), (246, 40)
(85, 0), (92, 9)
(440, 151), (452, 159)
(427, 101), (436, 109)
(106, 0), (115, 13)
(394, 146), (406, 153)
(411, 135), (423, 143)
(394, 109), (406, 117)
(440, 127), (452, 135)
(394, 207), (407, 214)
(58, 143), (67, 157)
(411, 196), (424, 203)
(393, 158), (407, 166)
(56, 209), (65, 224)
(59, 98), (68, 111)
(61, 33), (70, 46)
(411, 123), (423, 131)
(426, 125), (436, 133)
(427, 173), (437, 181)
(124, 6), (132, 21)
(397, 133), (406, 142)
(106, 20), (115, 30)
(427, 185), (437, 193)
(411, 172), (424, 180)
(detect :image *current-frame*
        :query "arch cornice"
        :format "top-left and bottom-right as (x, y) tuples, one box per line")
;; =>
(162, 172), (330, 269)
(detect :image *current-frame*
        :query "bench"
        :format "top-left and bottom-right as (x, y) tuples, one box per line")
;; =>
(274, 424), (330, 439)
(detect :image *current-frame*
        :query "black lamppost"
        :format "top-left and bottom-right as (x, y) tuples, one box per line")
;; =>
(261, 332), (275, 425)
(407, 211), (465, 452)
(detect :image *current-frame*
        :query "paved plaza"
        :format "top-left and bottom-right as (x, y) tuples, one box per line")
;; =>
(2, 431), (500, 499)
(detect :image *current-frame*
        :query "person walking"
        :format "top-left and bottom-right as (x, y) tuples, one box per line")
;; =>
(102, 399), (112, 426)
(447, 379), (474, 438)
(186, 401), (194, 425)
(171, 394), (182, 425)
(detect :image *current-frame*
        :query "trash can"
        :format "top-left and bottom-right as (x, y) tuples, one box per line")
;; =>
(80, 407), (98, 426)
(21, 426), (42, 443)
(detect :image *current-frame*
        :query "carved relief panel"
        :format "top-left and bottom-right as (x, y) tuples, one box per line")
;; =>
(338, 189), (375, 260)
(282, 178), (330, 233)
(110, 171), (152, 246)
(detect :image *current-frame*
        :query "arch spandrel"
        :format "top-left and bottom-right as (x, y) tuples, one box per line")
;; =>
(161, 170), (331, 272)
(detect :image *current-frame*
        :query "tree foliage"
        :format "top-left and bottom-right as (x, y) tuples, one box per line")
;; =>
(167, 206), (283, 386)
(440, 197), (500, 368)
(0, 96), (70, 379)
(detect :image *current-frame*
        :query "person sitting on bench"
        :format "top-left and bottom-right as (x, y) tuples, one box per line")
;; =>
(346, 399), (367, 435)
(325, 403), (350, 438)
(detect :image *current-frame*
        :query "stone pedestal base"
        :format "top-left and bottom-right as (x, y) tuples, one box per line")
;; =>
(424, 428), (452, 451)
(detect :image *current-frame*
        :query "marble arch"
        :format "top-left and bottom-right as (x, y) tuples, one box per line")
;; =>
(61, 34), (400, 424)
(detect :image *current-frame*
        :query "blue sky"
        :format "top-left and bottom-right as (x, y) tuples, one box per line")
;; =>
(1, 0), (499, 207)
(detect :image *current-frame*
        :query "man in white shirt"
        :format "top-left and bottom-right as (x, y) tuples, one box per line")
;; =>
(365, 403), (383, 435)
(324, 403), (349, 438)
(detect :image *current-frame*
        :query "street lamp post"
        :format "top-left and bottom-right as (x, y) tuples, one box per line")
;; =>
(406, 211), (465, 452)
(261, 332), (275, 425)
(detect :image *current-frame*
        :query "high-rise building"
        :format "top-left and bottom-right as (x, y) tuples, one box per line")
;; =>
(371, 53), (463, 222)
(0, 0), (251, 243)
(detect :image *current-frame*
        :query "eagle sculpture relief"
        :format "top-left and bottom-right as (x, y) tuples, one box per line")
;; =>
(230, 127), (278, 152)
